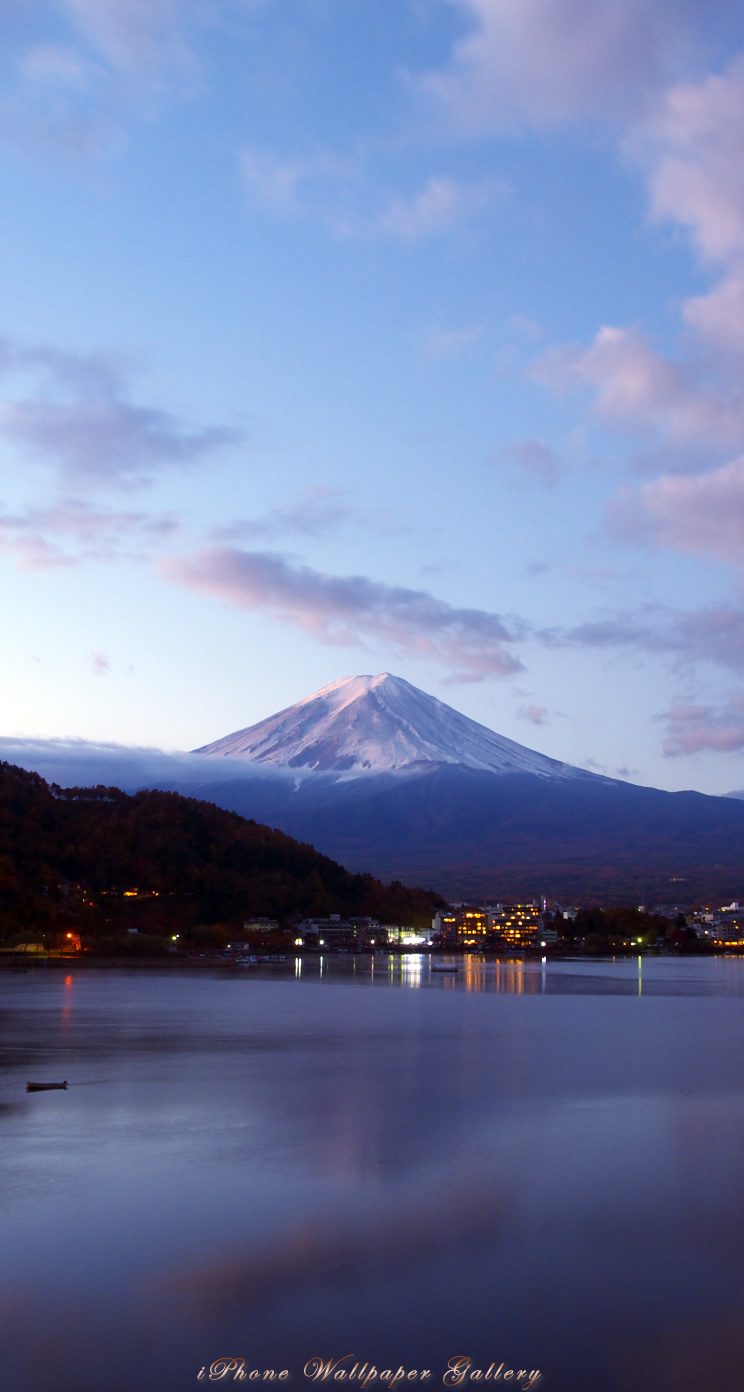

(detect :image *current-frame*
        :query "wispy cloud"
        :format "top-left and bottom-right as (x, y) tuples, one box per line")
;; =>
(3, 396), (234, 489)
(497, 437), (564, 487)
(240, 145), (501, 242)
(240, 146), (360, 219)
(0, 336), (238, 488)
(90, 649), (110, 676)
(0, 0), (225, 156)
(368, 175), (500, 242)
(660, 694), (744, 755)
(608, 456), (744, 571)
(418, 0), (718, 134)
(162, 547), (525, 682)
(212, 487), (397, 543)
(424, 323), (486, 360)
(549, 603), (744, 674)
(516, 703), (549, 725)
(683, 274), (744, 356)
(672, 608), (744, 672)
(0, 497), (179, 568)
(514, 45), (744, 515)
(58, 0), (199, 74)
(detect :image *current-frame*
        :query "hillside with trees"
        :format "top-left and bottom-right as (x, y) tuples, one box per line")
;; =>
(0, 762), (443, 951)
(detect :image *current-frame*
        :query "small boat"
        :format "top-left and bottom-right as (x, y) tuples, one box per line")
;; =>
(431, 964), (458, 974)
(26, 1081), (68, 1092)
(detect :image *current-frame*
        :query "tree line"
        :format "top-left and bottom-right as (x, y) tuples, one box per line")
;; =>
(0, 761), (443, 949)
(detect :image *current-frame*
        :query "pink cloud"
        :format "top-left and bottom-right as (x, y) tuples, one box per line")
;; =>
(162, 547), (524, 682)
(674, 608), (744, 672)
(0, 336), (238, 488)
(0, 0), (211, 157)
(609, 456), (744, 570)
(213, 487), (396, 543)
(637, 59), (744, 395)
(682, 274), (744, 355)
(240, 147), (500, 243)
(526, 57), (744, 482)
(90, 650), (110, 676)
(60, 0), (197, 74)
(543, 598), (744, 679)
(425, 323), (486, 360)
(419, 0), (718, 133)
(3, 397), (234, 488)
(641, 56), (744, 264)
(0, 498), (179, 568)
(371, 175), (499, 242)
(660, 695), (744, 755)
(516, 703), (549, 725)
(545, 603), (744, 674)
(535, 325), (744, 452)
(240, 146), (359, 219)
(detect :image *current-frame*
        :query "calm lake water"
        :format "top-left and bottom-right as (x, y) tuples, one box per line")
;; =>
(2, 954), (744, 1392)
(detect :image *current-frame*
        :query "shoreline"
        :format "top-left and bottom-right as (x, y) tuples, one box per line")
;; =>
(0, 947), (730, 970)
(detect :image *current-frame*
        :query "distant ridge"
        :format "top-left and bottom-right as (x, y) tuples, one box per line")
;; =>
(190, 673), (744, 903)
(195, 672), (586, 780)
(6, 677), (744, 903)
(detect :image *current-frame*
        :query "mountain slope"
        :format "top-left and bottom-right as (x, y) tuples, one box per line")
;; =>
(0, 761), (443, 938)
(6, 677), (744, 905)
(195, 672), (587, 779)
(190, 674), (744, 903)
(182, 764), (744, 904)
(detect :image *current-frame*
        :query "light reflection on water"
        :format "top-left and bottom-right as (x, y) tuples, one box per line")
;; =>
(283, 951), (744, 997)
(1, 956), (744, 1392)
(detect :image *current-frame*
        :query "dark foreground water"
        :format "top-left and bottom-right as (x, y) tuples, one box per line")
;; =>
(2, 954), (744, 1392)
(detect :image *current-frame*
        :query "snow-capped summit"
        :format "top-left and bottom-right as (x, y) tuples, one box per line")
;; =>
(194, 672), (582, 779)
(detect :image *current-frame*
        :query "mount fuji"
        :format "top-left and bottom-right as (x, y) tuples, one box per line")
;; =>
(187, 674), (744, 904)
(6, 673), (744, 902)
(195, 672), (587, 779)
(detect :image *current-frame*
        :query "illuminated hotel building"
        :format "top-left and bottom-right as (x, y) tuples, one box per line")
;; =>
(434, 909), (490, 947)
(487, 903), (541, 948)
(433, 904), (541, 949)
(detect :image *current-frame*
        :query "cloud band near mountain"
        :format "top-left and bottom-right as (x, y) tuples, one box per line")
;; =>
(162, 547), (524, 683)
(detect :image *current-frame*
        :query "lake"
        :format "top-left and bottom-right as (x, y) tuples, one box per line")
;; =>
(2, 954), (744, 1392)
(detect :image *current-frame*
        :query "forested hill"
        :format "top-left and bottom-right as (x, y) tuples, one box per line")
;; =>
(0, 761), (443, 941)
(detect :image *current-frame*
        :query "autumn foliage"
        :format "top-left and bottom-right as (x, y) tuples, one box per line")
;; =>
(0, 761), (443, 945)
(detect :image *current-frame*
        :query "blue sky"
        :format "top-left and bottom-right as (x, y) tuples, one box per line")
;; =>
(3, 0), (744, 793)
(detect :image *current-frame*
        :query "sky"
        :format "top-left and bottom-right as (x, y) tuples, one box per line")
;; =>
(3, 0), (744, 794)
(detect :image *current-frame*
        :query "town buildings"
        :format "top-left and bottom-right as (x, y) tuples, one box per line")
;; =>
(432, 903), (545, 950)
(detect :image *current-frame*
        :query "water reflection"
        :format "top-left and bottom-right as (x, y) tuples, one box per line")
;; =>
(400, 956), (422, 987)
(2, 960), (744, 1392)
(271, 952), (744, 997)
(163, 1178), (507, 1317)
